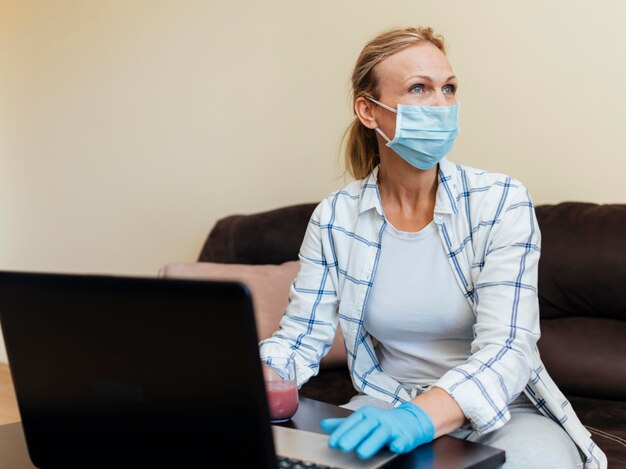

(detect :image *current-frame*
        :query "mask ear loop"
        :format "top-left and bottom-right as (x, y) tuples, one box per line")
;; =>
(366, 96), (397, 114)
(365, 96), (396, 142)
(374, 127), (392, 143)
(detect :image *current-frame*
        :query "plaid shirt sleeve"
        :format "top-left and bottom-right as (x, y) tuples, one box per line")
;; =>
(435, 183), (542, 435)
(258, 201), (339, 386)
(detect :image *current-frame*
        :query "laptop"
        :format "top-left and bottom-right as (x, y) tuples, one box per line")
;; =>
(0, 270), (398, 468)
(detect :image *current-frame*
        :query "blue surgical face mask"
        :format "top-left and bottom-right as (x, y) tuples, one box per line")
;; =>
(367, 97), (459, 170)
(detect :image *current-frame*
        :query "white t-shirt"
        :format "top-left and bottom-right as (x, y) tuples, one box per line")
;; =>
(363, 220), (475, 389)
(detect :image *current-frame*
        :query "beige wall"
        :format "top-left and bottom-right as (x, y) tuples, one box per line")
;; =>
(0, 0), (625, 362)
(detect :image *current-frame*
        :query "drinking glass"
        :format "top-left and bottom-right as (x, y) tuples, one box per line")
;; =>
(261, 357), (299, 423)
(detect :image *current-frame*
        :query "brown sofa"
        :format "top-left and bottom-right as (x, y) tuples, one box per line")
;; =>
(197, 201), (626, 466)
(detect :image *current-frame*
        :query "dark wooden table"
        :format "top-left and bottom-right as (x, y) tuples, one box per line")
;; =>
(0, 397), (504, 468)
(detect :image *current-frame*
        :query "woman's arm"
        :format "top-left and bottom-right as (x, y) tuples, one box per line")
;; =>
(259, 200), (340, 386)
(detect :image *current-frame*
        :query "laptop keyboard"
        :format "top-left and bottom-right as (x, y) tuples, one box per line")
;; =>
(276, 455), (338, 468)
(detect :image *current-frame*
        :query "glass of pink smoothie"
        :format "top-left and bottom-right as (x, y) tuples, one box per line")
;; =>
(261, 357), (299, 423)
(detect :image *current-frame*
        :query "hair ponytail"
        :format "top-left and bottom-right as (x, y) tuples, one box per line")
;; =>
(343, 117), (380, 180)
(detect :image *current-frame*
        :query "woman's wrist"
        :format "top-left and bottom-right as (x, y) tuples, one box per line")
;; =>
(410, 386), (467, 438)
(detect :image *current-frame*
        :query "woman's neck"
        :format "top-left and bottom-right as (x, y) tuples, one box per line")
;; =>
(377, 153), (438, 232)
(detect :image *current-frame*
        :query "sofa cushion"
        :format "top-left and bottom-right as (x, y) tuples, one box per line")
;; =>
(539, 317), (626, 400)
(535, 202), (626, 321)
(568, 396), (626, 467)
(157, 261), (347, 369)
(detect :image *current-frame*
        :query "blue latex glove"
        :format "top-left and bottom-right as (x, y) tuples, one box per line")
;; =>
(320, 402), (435, 459)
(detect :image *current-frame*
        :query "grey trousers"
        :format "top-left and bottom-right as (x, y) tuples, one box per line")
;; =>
(341, 393), (585, 468)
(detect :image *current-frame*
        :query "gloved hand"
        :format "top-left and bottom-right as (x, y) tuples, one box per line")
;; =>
(320, 402), (435, 459)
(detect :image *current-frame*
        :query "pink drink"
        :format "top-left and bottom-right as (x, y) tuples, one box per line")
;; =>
(266, 379), (299, 422)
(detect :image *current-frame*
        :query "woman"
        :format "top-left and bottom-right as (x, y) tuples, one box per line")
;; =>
(259, 27), (606, 468)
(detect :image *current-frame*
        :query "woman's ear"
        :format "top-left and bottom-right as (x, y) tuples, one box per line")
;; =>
(354, 96), (378, 130)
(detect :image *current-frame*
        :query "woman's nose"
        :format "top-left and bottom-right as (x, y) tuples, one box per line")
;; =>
(430, 91), (449, 107)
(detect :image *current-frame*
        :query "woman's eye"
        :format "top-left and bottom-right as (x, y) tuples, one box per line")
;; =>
(410, 84), (424, 94)
(443, 84), (456, 94)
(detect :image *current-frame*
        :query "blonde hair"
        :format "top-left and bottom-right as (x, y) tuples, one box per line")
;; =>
(343, 27), (446, 180)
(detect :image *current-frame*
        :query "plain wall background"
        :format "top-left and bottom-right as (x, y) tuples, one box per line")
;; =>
(0, 0), (625, 362)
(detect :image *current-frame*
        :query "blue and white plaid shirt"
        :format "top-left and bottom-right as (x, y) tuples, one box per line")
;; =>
(260, 157), (606, 468)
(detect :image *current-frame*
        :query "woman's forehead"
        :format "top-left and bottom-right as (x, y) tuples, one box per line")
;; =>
(375, 42), (454, 90)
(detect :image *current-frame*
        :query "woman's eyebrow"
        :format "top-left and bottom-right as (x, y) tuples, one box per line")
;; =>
(404, 74), (457, 83)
